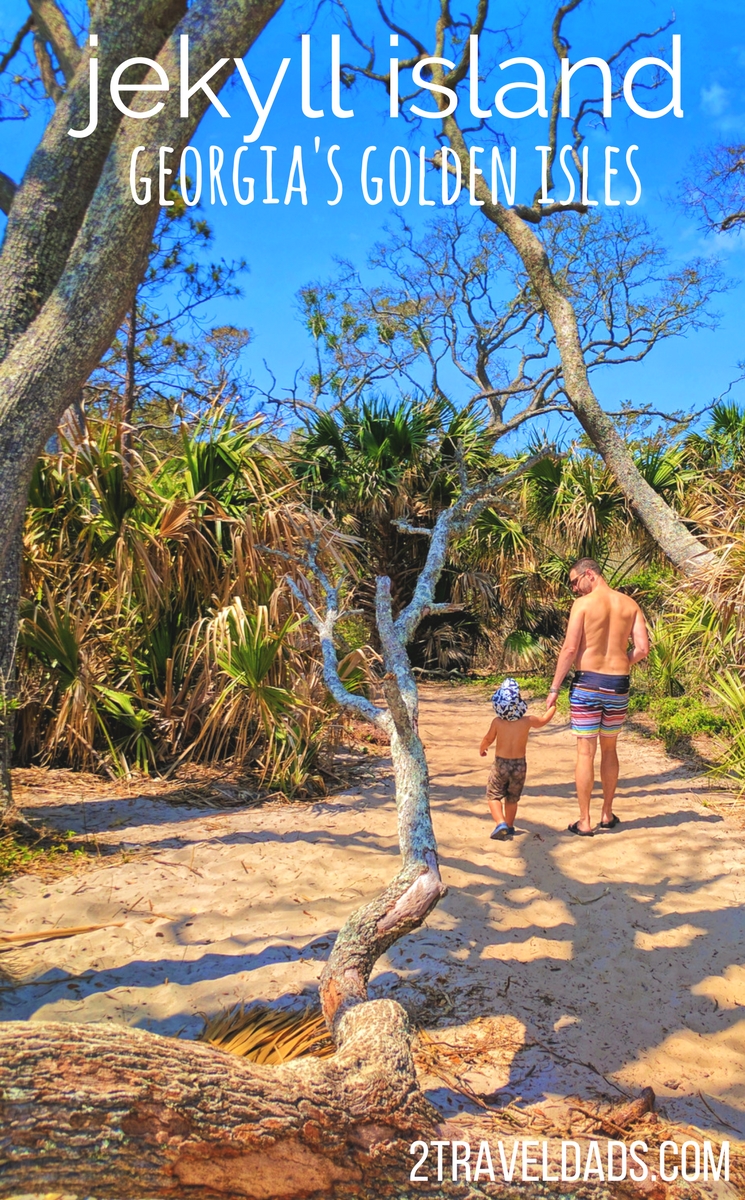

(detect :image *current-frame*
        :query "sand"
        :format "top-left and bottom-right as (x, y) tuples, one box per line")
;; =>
(2, 683), (744, 1141)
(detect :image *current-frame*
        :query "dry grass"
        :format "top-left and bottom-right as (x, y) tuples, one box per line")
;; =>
(199, 1003), (335, 1064)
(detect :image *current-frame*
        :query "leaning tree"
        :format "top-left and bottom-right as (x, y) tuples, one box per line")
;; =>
(0, 0), (284, 816)
(339, 0), (717, 579)
(287, 207), (719, 447)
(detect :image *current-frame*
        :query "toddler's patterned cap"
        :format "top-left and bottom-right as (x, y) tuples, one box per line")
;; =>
(491, 677), (528, 721)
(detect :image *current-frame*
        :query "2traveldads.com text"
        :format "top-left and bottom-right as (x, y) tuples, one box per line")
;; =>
(408, 1138), (730, 1185)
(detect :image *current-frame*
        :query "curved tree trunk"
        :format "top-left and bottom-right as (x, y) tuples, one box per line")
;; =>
(0, 0), (187, 361)
(0, 0), (191, 820)
(440, 116), (715, 580)
(320, 715), (446, 1029)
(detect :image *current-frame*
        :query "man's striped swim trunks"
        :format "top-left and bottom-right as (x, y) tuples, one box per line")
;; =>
(569, 670), (630, 738)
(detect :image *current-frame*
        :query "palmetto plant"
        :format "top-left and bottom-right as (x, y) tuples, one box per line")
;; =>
(524, 453), (627, 560)
(200, 1003), (334, 1064)
(197, 599), (302, 775)
(294, 394), (508, 662)
(16, 408), (337, 794)
(686, 401), (745, 471)
(295, 394), (496, 548)
(19, 393), (745, 796)
(708, 670), (745, 791)
(645, 620), (692, 698)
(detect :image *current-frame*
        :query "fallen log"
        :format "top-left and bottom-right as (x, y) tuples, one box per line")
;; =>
(0, 1000), (435, 1199)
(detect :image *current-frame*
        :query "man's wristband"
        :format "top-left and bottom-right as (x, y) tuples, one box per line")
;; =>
(548, 688), (559, 695)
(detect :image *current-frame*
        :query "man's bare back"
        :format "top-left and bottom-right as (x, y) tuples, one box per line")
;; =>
(548, 566), (649, 691)
(572, 586), (645, 674)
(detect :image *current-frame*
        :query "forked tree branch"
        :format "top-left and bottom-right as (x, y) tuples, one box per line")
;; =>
(395, 448), (552, 645)
(285, 573), (391, 731)
(291, 446), (552, 1028)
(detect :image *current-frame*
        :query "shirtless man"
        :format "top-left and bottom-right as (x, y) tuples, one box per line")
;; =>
(546, 558), (650, 836)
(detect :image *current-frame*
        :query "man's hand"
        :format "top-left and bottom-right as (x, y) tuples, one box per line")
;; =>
(479, 747), (487, 757)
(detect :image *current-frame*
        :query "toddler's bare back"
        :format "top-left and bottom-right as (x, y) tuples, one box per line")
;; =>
(493, 715), (531, 758)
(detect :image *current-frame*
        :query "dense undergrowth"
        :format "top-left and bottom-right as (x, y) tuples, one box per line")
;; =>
(14, 408), (358, 797)
(11, 397), (745, 797)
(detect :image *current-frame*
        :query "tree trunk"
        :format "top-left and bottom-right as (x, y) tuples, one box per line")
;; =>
(0, 0), (187, 361)
(0, 1017), (714, 1200)
(441, 116), (715, 579)
(494, 204), (715, 576)
(0, 523), (21, 819)
(0, 1003), (438, 1199)
(0, 0), (284, 809)
(321, 720), (446, 1029)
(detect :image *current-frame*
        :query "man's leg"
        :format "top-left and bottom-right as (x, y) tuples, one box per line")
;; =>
(569, 688), (601, 832)
(575, 736), (597, 832)
(599, 735), (619, 824)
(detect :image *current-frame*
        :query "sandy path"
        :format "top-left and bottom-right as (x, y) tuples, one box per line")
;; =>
(2, 684), (744, 1139)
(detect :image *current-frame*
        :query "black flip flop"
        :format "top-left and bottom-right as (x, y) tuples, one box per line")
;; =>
(599, 814), (620, 830)
(568, 821), (594, 837)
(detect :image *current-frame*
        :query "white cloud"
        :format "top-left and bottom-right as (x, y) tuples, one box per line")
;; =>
(701, 82), (729, 117)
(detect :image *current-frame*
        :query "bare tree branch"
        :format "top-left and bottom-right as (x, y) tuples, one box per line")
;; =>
(294, 209), (720, 455)
(395, 448), (551, 645)
(392, 520), (433, 536)
(0, 14), (33, 76)
(28, 0), (81, 84)
(33, 31), (63, 101)
(277, 541), (392, 730)
(682, 143), (745, 234)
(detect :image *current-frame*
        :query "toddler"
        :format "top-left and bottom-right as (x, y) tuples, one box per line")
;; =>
(479, 678), (556, 840)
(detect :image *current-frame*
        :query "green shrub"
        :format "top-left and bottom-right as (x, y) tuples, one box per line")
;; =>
(653, 695), (728, 750)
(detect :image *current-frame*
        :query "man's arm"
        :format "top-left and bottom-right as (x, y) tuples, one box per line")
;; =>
(479, 719), (498, 756)
(546, 602), (584, 708)
(628, 605), (650, 665)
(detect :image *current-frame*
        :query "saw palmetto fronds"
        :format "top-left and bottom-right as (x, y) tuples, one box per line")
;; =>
(199, 1003), (335, 1064)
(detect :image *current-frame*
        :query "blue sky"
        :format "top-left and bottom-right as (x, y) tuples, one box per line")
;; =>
(1, 0), (744, 441)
